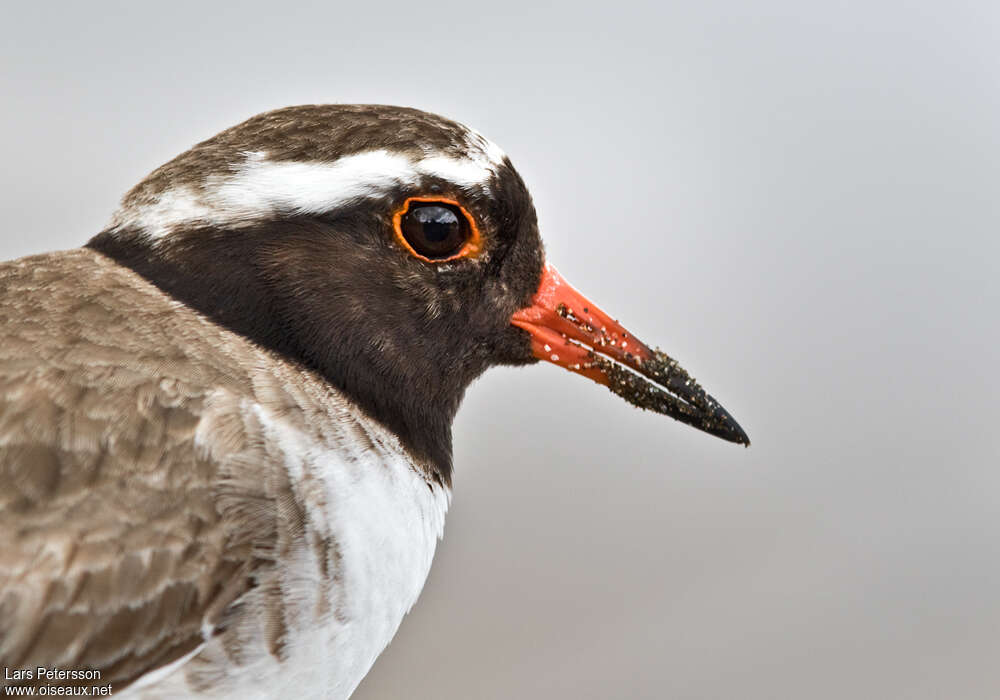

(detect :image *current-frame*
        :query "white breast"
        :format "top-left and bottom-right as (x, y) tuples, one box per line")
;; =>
(126, 390), (450, 700)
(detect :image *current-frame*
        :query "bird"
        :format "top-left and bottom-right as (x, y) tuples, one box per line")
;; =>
(0, 104), (748, 699)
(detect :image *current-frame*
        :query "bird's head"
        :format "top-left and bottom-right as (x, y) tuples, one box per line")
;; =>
(89, 104), (747, 485)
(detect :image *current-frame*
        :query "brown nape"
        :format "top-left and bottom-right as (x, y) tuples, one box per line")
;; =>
(87, 175), (544, 485)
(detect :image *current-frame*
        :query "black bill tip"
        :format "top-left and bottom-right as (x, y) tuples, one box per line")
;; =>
(596, 348), (751, 446)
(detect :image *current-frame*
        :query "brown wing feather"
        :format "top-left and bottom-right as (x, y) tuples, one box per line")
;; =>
(0, 249), (292, 690)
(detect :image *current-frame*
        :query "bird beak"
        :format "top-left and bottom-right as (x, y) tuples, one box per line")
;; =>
(511, 263), (750, 445)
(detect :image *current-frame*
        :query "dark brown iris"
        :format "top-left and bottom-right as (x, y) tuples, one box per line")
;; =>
(399, 203), (470, 260)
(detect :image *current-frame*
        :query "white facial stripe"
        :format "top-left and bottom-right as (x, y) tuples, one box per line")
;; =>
(213, 150), (419, 218)
(414, 154), (497, 188)
(113, 140), (507, 239)
(464, 126), (508, 170)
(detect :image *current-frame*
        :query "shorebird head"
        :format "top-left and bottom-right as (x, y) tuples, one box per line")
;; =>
(90, 104), (747, 485)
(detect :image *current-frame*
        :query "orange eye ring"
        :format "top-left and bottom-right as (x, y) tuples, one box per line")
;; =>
(391, 196), (483, 263)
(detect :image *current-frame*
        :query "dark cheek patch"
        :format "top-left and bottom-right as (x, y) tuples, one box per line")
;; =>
(86, 157), (545, 486)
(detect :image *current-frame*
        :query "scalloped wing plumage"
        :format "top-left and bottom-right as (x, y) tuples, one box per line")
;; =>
(0, 250), (290, 690)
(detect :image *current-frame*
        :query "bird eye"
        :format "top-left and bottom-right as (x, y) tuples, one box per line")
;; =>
(393, 197), (481, 262)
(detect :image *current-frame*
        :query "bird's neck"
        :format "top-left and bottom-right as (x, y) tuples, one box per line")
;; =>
(87, 225), (455, 485)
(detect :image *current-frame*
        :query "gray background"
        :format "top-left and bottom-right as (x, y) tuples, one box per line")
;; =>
(2, 1), (998, 698)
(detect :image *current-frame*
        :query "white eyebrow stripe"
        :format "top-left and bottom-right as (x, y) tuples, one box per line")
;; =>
(463, 126), (508, 170)
(214, 150), (419, 218)
(415, 154), (498, 188)
(111, 147), (505, 240)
